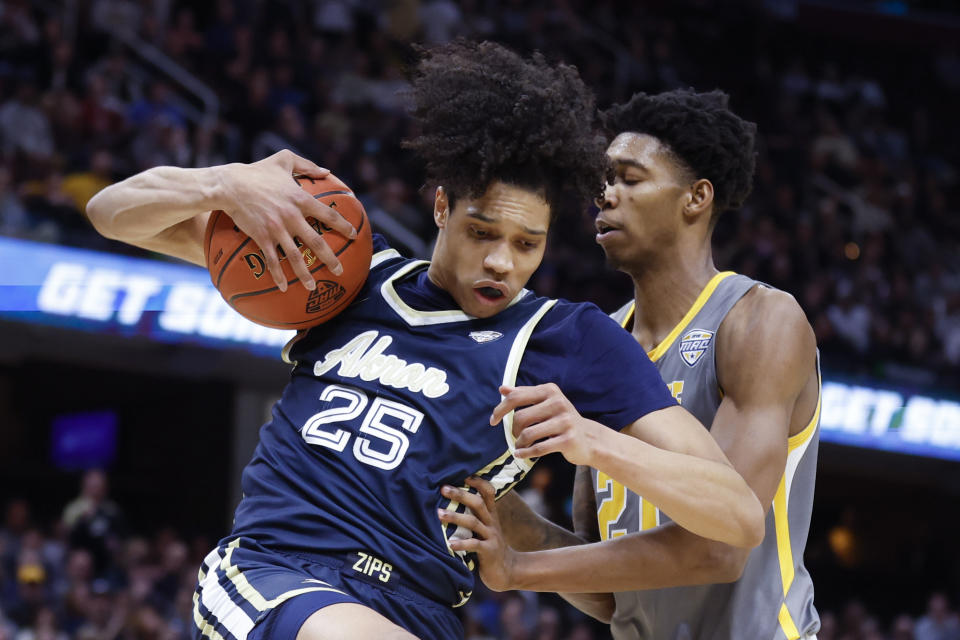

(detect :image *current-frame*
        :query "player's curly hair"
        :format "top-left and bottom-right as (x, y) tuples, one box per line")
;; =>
(601, 89), (757, 222)
(403, 40), (607, 218)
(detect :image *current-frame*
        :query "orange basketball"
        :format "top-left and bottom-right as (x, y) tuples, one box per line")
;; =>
(204, 173), (373, 330)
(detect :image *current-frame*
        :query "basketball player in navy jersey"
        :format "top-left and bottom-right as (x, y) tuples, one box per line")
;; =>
(441, 90), (821, 640)
(88, 46), (762, 640)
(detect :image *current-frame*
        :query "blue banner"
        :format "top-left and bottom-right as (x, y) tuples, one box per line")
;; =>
(2, 237), (959, 461)
(0, 236), (294, 358)
(819, 379), (960, 462)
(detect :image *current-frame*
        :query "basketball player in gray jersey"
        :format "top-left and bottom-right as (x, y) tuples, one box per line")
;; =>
(442, 89), (821, 640)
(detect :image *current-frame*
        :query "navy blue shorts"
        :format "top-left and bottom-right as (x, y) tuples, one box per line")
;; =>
(191, 538), (463, 640)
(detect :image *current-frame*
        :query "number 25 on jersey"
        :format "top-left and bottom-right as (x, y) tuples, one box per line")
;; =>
(300, 384), (423, 470)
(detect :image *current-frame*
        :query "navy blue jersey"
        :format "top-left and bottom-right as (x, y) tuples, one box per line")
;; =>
(229, 236), (675, 607)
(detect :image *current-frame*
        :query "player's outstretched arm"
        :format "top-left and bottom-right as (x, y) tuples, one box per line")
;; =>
(442, 287), (818, 594)
(86, 150), (355, 290)
(491, 384), (764, 549)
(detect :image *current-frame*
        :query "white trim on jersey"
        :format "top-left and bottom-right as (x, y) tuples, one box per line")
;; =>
(380, 260), (530, 326)
(784, 354), (822, 512)
(370, 248), (402, 268)
(197, 548), (255, 639)
(500, 299), (558, 470)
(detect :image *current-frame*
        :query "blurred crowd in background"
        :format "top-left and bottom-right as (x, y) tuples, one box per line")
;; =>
(2, 471), (960, 640)
(2, 0), (960, 638)
(1, 0), (958, 384)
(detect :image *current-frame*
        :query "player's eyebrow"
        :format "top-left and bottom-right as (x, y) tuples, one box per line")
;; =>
(610, 157), (649, 172)
(466, 211), (546, 236)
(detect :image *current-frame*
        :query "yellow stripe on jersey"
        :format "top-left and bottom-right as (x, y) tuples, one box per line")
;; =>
(773, 365), (822, 640)
(778, 602), (802, 640)
(617, 272), (736, 362)
(647, 272), (735, 362)
(641, 498), (658, 530)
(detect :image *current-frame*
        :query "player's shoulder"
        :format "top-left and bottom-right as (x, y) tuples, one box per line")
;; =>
(371, 232), (400, 260)
(369, 233), (415, 272)
(721, 284), (815, 361)
(530, 296), (633, 347)
(538, 297), (623, 330)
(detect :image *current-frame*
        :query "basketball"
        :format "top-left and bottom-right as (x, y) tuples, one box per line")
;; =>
(203, 173), (373, 330)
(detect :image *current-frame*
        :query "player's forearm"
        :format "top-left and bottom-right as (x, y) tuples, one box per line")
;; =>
(498, 492), (583, 551)
(87, 164), (229, 241)
(591, 429), (763, 548)
(510, 524), (746, 593)
(498, 492), (615, 622)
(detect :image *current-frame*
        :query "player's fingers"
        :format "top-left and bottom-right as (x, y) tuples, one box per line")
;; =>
(511, 400), (561, 436)
(277, 233), (315, 290)
(514, 420), (562, 451)
(491, 386), (546, 426)
(493, 384), (561, 423)
(291, 216), (343, 277)
(302, 193), (357, 240)
(288, 152), (330, 179)
(465, 477), (498, 522)
(514, 440), (554, 459)
(447, 537), (482, 553)
(501, 383), (561, 398)
(441, 485), (492, 524)
(437, 508), (489, 539)
(252, 232), (288, 292)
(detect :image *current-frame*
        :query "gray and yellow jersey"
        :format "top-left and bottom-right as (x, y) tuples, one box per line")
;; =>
(594, 271), (820, 640)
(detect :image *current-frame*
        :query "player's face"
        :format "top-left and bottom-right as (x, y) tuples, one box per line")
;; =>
(595, 132), (692, 271)
(430, 182), (550, 318)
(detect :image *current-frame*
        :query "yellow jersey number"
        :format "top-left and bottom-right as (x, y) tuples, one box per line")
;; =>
(596, 380), (684, 538)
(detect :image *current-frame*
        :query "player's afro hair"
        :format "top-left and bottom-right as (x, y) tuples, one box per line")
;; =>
(601, 89), (757, 220)
(403, 40), (607, 218)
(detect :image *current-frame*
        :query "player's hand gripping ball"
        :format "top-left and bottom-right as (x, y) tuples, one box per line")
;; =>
(204, 173), (373, 329)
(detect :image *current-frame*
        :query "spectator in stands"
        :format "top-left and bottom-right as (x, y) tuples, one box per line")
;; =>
(0, 166), (30, 238)
(61, 150), (114, 214)
(915, 593), (960, 640)
(0, 80), (54, 161)
(126, 81), (184, 129)
(62, 470), (124, 578)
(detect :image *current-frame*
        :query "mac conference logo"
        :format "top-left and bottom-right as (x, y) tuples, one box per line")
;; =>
(678, 329), (714, 367)
(306, 280), (347, 313)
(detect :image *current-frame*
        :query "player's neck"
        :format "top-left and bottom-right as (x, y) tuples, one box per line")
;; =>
(627, 246), (718, 352)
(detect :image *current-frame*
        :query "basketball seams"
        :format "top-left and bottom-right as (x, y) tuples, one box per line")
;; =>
(204, 210), (222, 271)
(226, 206), (367, 302)
(312, 190), (353, 199)
(209, 173), (371, 329)
(216, 234), (253, 291)
(232, 286), (362, 329)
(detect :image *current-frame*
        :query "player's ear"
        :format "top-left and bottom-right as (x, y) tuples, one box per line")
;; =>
(434, 186), (449, 228)
(683, 178), (714, 223)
